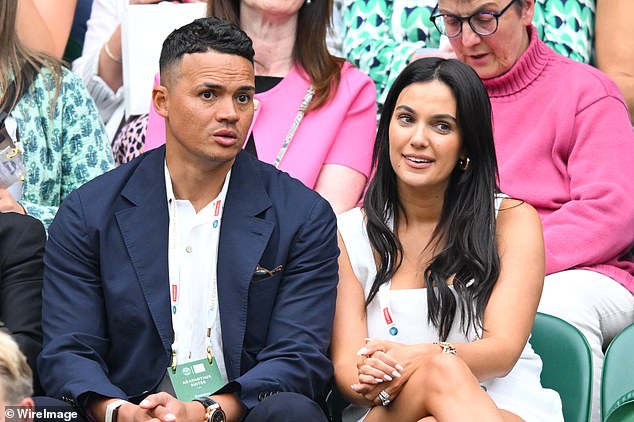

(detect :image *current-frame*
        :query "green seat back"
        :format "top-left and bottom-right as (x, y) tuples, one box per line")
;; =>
(529, 312), (593, 422)
(602, 323), (634, 422)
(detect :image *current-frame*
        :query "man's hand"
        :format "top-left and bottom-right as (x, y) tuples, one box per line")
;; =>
(88, 398), (156, 422)
(138, 393), (203, 422)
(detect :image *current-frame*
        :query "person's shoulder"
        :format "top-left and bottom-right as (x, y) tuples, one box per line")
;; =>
(337, 206), (363, 226)
(496, 197), (540, 230)
(69, 149), (155, 202)
(339, 61), (376, 92)
(546, 47), (624, 101)
(238, 152), (334, 215)
(0, 212), (46, 238)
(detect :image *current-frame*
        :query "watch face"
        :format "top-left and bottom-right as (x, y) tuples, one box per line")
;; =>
(211, 409), (226, 422)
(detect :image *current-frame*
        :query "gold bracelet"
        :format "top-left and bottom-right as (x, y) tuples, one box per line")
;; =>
(434, 341), (457, 355)
(103, 42), (121, 63)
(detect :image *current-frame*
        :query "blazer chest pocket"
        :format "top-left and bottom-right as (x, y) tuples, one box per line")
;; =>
(244, 273), (282, 352)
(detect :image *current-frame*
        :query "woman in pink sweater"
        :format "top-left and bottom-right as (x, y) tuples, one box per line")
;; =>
(431, 0), (634, 420)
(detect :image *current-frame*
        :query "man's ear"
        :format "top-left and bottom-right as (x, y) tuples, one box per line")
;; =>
(152, 85), (169, 119)
(19, 397), (35, 422)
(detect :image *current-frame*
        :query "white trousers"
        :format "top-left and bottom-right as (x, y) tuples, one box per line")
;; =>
(537, 269), (634, 422)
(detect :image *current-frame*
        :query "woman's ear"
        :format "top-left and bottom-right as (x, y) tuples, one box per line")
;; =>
(521, 0), (535, 26)
(152, 85), (169, 119)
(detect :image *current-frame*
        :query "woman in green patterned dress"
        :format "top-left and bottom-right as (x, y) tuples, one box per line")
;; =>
(0, 1), (113, 229)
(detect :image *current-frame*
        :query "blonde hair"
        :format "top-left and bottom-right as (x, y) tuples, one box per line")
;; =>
(0, 1), (61, 113)
(0, 331), (33, 405)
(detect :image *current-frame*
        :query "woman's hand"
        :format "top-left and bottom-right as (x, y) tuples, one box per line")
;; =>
(352, 339), (437, 405)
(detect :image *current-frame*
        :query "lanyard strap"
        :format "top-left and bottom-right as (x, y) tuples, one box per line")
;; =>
(167, 167), (230, 370)
(272, 85), (314, 168)
(377, 282), (400, 337)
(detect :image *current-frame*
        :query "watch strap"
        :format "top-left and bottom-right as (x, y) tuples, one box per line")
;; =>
(192, 397), (224, 422)
(104, 400), (128, 422)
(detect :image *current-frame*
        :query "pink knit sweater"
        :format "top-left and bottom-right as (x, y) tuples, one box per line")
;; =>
(484, 27), (634, 292)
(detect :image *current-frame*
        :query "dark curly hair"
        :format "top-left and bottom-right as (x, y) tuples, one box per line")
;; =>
(159, 16), (254, 80)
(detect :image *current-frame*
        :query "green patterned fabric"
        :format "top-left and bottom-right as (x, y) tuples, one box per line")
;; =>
(8, 67), (114, 229)
(343, 0), (438, 110)
(342, 0), (596, 110)
(534, 0), (595, 64)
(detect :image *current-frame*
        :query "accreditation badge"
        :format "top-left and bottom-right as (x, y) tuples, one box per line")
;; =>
(167, 358), (225, 401)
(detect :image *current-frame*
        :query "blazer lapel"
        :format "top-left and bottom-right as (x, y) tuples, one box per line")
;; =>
(116, 147), (173, 352)
(217, 152), (274, 380)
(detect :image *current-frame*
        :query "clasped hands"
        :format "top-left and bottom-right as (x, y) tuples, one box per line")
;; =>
(115, 393), (204, 422)
(351, 339), (417, 407)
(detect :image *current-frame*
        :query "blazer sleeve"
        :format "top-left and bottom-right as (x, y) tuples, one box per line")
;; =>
(230, 197), (340, 410)
(38, 190), (127, 400)
(0, 213), (46, 385)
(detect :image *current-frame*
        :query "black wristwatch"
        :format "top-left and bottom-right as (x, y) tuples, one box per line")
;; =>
(193, 397), (226, 422)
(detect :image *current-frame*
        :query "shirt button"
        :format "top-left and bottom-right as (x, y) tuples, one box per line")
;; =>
(185, 245), (193, 253)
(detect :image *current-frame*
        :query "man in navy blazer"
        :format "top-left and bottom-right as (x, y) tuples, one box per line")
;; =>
(38, 18), (338, 422)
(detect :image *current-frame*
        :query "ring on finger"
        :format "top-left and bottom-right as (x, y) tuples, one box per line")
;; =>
(377, 390), (391, 406)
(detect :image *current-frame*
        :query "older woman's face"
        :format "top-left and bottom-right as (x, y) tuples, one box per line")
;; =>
(438, 0), (533, 79)
(241, 0), (305, 17)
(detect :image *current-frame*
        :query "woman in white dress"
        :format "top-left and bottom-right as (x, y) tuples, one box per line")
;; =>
(332, 57), (563, 421)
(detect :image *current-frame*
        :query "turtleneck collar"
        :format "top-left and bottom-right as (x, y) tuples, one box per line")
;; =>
(482, 25), (550, 98)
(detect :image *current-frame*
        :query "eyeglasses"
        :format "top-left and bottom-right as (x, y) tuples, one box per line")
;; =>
(429, 0), (518, 38)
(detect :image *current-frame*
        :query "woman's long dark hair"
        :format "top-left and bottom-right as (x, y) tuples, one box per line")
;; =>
(363, 58), (500, 340)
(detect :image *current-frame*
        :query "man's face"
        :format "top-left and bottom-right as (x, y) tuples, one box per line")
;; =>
(155, 50), (255, 171)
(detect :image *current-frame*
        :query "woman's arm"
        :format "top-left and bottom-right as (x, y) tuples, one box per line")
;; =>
(314, 165), (367, 215)
(71, 0), (123, 126)
(332, 232), (381, 407)
(313, 66), (376, 214)
(595, 0), (634, 122)
(453, 199), (545, 379)
(17, 0), (77, 59)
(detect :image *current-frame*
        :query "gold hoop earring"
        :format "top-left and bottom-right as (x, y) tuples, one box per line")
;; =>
(458, 157), (471, 171)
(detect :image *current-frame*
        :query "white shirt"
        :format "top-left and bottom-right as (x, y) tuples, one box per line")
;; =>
(165, 163), (229, 383)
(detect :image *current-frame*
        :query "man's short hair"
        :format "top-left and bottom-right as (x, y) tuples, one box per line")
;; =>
(0, 331), (33, 405)
(159, 16), (255, 80)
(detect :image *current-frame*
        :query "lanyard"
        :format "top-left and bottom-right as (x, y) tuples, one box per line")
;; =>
(377, 281), (399, 337)
(167, 166), (230, 371)
(271, 85), (314, 168)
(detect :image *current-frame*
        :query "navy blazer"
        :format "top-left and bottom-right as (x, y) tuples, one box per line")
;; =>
(0, 212), (46, 393)
(39, 148), (339, 410)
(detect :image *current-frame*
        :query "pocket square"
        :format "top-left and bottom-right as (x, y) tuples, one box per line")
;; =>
(252, 264), (284, 281)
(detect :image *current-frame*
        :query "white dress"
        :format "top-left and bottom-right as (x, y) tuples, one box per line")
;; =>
(337, 201), (564, 422)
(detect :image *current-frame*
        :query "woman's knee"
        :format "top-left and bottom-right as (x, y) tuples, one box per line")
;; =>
(420, 353), (478, 397)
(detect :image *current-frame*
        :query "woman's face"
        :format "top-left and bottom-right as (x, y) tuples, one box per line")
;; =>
(389, 80), (463, 194)
(240, 0), (304, 17)
(438, 0), (533, 79)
